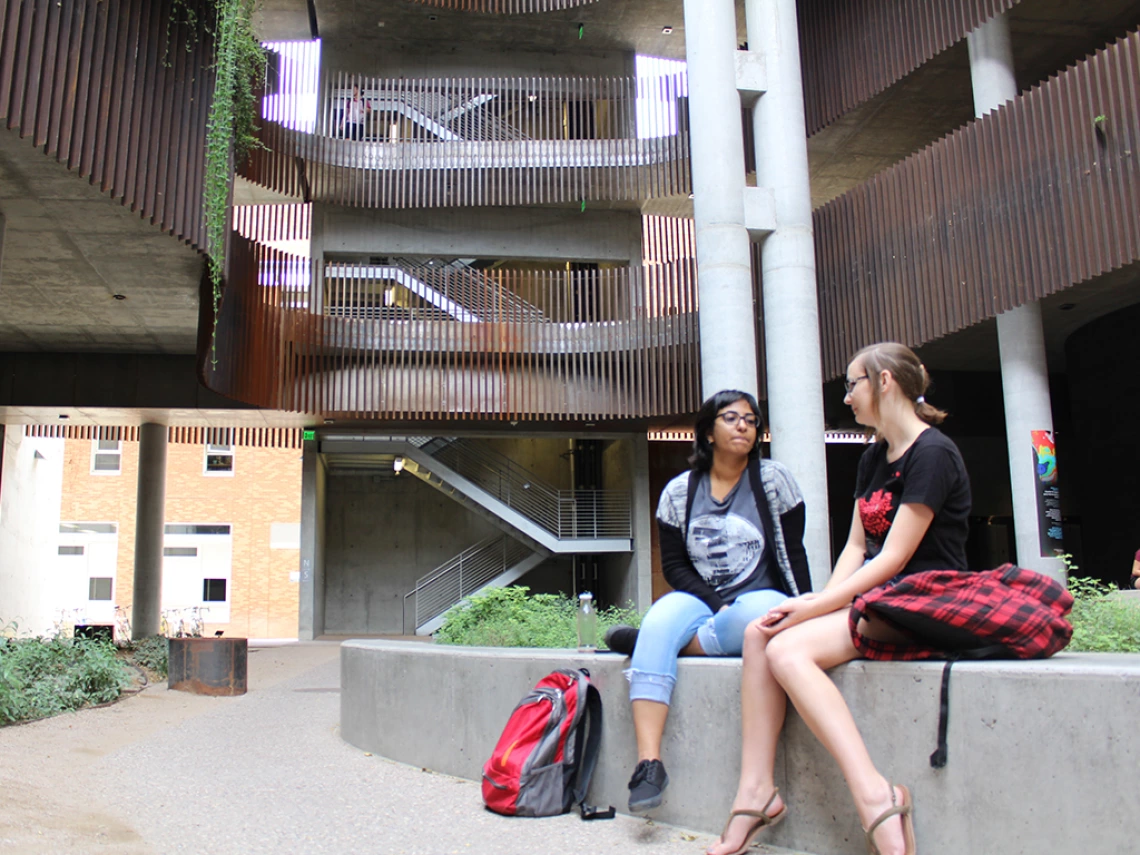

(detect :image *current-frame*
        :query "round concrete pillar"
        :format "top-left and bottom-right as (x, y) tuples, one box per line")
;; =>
(683, 0), (758, 397)
(969, 13), (1063, 578)
(131, 423), (167, 639)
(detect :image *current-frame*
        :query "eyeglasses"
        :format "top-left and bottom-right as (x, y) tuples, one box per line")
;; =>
(716, 412), (759, 428)
(844, 374), (869, 394)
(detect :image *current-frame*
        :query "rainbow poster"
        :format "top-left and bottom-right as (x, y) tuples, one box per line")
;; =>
(1031, 430), (1063, 557)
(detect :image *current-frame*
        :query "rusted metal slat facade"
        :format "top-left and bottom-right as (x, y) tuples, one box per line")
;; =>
(243, 72), (691, 209)
(0, 0), (214, 249)
(25, 424), (303, 447)
(798, 0), (1021, 136)
(813, 30), (1140, 379)
(203, 222), (701, 421)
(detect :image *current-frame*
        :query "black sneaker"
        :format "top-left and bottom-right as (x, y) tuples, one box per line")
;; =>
(627, 758), (669, 812)
(604, 624), (639, 656)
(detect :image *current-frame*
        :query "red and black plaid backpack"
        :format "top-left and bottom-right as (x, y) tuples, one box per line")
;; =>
(848, 564), (1074, 767)
(482, 668), (613, 820)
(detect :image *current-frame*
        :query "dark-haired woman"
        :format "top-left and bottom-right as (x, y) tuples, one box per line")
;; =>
(707, 343), (970, 855)
(605, 390), (812, 814)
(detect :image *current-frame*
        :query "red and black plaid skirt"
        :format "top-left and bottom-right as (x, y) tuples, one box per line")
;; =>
(849, 564), (1074, 661)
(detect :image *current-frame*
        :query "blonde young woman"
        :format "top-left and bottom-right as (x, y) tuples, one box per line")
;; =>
(708, 343), (971, 855)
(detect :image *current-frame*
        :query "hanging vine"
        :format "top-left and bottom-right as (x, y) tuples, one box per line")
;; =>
(193, 0), (267, 363)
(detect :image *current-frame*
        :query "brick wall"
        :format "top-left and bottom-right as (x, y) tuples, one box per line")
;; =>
(60, 438), (302, 638)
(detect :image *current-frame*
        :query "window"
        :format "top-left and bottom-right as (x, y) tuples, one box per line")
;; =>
(91, 440), (121, 475)
(88, 577), (113, 601)
(203, 579), (228, 602)
(60, 522), (117, 534)
(58, 545), (85, 556)
(164, 524), (231, 536)
(163, 546), (198, 557)
(204, 443), (234, 475)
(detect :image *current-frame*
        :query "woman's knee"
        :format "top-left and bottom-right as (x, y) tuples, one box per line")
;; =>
(742, 618), (768, 653)
(764, 631), (805, 681)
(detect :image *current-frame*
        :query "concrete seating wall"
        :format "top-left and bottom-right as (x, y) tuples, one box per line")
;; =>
(340, 640), (1138, 855)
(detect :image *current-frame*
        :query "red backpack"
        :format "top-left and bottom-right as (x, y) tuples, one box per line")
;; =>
(482, 668), (612, 819)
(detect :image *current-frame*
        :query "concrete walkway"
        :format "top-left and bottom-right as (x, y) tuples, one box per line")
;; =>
(0, 641), (813, 855)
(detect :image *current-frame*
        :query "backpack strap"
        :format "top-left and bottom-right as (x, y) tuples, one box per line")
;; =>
(570, 675), (614, 820)
(928, 643), (1011, 769)
(683, 469), (701, 539)
(747, 460), (781, 577)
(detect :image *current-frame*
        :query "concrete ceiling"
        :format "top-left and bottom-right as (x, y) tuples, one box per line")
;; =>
(258, 0), (695, 58)
(0, 130), (203, 354)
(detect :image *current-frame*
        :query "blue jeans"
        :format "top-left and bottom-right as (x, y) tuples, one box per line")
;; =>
(624, 589), (789, 705)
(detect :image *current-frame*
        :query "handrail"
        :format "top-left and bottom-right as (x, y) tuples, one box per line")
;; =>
(402, 534), (536, 630)
(244, 69), (691, 208)
(427, 440), (631, 539)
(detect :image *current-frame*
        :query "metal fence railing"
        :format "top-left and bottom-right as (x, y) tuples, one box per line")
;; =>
(427, 440), (632, 540)
(403, 534), (534, 632)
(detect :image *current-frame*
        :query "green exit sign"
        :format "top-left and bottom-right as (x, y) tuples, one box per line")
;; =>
(303, 429), (316, 441)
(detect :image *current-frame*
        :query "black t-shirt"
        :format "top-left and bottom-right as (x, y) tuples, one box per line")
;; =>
(854, 427), (971, 575)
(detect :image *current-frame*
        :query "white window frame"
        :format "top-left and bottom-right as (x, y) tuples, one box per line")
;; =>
(90, 439), (122, 475)
(203, 443), (235, 477)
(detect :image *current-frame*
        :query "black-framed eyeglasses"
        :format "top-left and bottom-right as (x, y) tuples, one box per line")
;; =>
(716, 412), (759, 428)
(844, 375), (869, 394)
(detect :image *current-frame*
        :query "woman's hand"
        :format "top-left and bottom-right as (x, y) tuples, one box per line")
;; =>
(757, 593), (833, 635)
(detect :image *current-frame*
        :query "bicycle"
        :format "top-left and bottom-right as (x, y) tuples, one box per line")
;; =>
(183, 606), (210, 638)
(161, 608), (184, 638)
(114, 605), (132, 647)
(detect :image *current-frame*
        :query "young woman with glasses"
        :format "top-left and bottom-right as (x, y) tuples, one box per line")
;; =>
(707, 342), (970, 855)
(604, 390), (812, 814)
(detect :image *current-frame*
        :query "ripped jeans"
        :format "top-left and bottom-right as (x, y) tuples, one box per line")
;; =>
(624, 589), (789, 705)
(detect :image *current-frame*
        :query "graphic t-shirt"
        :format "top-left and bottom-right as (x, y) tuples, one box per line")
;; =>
(684, 470), (777, 601)
(854, 427), (971, 575)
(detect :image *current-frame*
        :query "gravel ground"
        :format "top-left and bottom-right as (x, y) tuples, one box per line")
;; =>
(0, 642), (811, 855)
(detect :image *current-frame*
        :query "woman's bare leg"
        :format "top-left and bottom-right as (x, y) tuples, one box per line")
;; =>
(633, 636), (705, 761)
(766, 611), (909, 855)
(706, 622), (787, 855)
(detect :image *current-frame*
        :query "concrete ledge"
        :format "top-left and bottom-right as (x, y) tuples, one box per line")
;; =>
(341, 641), (1139, 855)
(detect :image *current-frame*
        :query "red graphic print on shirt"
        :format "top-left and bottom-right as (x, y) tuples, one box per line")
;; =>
(859, 488), (895, 539)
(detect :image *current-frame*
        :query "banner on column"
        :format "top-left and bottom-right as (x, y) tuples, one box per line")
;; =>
(1031, 430), (1063, 558)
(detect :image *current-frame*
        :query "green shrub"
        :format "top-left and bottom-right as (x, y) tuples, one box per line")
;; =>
(1067, 576), (1140, 653)
(434, 586), (642, 648)
(0, 636), (131, 725)
(129, 635), (169, 678)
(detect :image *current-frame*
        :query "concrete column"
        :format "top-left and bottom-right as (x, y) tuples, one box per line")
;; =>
(629, 435), (653, 610)
(298, 438), (326, 640)
(682, 0), (758, 396)
(746, 0), (832, 584)
(968, 14), (1064, 579)
(131, 423), (167, 639)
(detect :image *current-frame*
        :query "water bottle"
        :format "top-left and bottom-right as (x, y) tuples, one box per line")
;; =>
(577, 592), (597, 652)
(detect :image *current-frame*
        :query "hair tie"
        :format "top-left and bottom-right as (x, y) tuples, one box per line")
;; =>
(916, 396), (926, 405)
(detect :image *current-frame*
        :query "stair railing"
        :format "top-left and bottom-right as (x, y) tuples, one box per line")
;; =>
(402, 534), (534, 632)
(426, 440), (631, 539)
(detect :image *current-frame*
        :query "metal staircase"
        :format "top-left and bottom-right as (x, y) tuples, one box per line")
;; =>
(402, 534), (547, 635)
(320, 434), (632, 634)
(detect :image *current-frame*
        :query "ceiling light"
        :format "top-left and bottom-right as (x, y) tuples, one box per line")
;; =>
(662, 26), (674, 35)
(393, 456), (405, 473)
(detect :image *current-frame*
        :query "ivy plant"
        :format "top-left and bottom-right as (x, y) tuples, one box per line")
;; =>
(172, 0), (267, 362)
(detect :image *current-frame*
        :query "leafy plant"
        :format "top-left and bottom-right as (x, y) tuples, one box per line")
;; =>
(435, 586), (642, 648)
(129, 635), (170, 678)
(1067, 575), (1140, 653)
(0, 636), (131, 726)
(189, 0), (268, 363)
